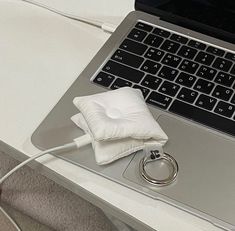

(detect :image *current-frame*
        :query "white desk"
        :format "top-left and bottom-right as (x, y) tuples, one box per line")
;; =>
(0, 1), (223, 230)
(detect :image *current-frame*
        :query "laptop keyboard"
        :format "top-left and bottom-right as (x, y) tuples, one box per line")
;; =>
(92, 21), (235, 136)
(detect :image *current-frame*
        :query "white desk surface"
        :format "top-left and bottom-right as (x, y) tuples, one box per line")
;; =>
(0, 1), (223, 231)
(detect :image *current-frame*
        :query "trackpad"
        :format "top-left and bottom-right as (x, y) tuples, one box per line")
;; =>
(123, 115), (235, 225)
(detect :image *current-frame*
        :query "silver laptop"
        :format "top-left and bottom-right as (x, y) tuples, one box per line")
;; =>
(32, 0), (235, 229)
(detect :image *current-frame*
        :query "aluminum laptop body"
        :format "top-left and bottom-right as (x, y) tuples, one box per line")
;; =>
(32, 1), (235, 230)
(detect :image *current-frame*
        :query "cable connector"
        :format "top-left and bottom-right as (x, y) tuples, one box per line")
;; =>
(20, 0), (117, 33)
(74, 134), (92, 148)
(101, 23), (117, 33)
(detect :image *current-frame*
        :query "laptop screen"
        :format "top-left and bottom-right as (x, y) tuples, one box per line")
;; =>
(135, 0), (235, 43)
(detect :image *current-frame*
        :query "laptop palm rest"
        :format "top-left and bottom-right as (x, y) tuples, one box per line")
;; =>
(124, 115), (235, 227)
(31, 78), (235, 229)
(32, 103), (235, 228)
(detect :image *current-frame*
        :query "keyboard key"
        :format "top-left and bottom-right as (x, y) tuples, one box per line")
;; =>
(231, 94), (235, 104)
(133, 85), (150, 98)
(176, 72), (196, 87)
(231, 65), (235, 75)
(161, 53), (182, 68)
(212, 85), (233, 101)
(214, 101), (235, 118)
(111, 50), (144, 68)
(103, 61), (144, 83)
(160, 40), (180, 53)
(146, 92), (172, 109)
(179, 59), (199, 74)
(127, 28), (147, 42)
(93, 72), (115, 87)
(153, 28), (171, 38)
(177, 87), (198, 103)
(196, 65), (217, 80)
(159, 81), (180, 97)
(135, 22), (153, 32)
(188, 40), (206, 50)
(214, 72), (235, 87)
(195, 51), (215, 65)
(170, 34), (188, 44)
(212, 57), (232, 72)
(141, 74), (162, 90)
(177, 45), (197, 59)
(110, 78), (132, 89)
(120, 39), (148, 55)
(158, 66), (179, 81)
(141, 60), (161, 75)
(195, 94), (217, 110)
(206, 46), (225, 56)
(225, 52), (235, 62)
(144, 34), (164, 47)
(194, 79), (215, 94)
(144, 48), (165, 62)
(169, 100), (235, 136)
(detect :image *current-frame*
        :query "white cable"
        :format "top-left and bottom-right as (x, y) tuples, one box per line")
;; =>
(0, 142), (77, 185)
(20, 0), (117, 33)
(0, 134), (91, 184)
(0, 206), (22, 231)
(0, 134), (91, 230)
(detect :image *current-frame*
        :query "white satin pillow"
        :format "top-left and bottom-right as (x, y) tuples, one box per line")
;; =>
(71, 113), (163, 165)
(73, 87), (168, 142)
(72, 87), (168, 165)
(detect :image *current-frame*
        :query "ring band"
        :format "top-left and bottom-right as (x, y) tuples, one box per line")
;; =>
(139, 151), (179, 186)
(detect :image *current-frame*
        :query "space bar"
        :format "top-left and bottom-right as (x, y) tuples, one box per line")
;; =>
(169, 100), (235, 136)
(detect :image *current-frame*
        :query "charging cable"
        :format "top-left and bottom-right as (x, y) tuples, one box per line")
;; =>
(0, 142), (75, 185)
(0, 134), (91, 230)
(0, 206), (22, 231)
(0, 140), (74, 231)
(0, 134), (91, 185)
(20, 0), (118, 33)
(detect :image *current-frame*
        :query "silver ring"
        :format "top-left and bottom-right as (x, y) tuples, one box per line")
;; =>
(139, 151), (179, 186)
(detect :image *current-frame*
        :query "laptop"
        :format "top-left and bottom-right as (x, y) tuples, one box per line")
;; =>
(32, 0), (235, 230)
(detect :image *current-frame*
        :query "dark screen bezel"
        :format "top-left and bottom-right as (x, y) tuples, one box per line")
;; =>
(135, 1), (235, 44)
